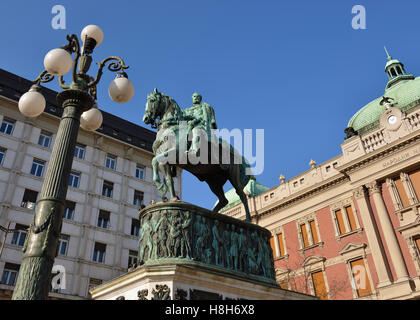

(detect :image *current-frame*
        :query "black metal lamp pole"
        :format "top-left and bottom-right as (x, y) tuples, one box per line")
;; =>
(12, 30), (131, 300)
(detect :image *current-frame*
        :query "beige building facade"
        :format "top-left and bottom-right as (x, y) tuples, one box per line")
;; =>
(222, 54), (420, 300)
(0, 69), (182, 300)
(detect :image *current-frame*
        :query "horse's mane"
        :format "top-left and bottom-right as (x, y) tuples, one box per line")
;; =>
(162, 94), (183, 121)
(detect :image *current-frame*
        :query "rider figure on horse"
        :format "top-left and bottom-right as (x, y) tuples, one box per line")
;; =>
(183, 93), (218, 156)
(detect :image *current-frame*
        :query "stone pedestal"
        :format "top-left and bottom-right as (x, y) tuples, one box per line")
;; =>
(90, 263), (314, 300)
(90, 202), (316, 300)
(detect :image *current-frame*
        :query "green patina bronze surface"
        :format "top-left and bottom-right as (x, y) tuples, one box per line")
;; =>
(138, 202), (276, 283)
(143, 90), (253, 221)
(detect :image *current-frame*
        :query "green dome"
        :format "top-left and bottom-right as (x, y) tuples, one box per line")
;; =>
(215, 179), (269, 212)
(347, 76), (420, 135)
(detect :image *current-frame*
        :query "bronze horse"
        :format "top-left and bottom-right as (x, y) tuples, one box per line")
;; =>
(142, 89), (252, 222)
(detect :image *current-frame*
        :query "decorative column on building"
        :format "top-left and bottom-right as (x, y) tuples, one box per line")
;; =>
(352, 186), (392, 287)
(366, 181), (410, 283)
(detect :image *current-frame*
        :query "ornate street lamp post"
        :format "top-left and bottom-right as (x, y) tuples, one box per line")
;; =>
(12, 25), (134, 300)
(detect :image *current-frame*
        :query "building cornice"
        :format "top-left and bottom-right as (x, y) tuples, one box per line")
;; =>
(339, 131), (420, 175)
(258, 174), (349, 218)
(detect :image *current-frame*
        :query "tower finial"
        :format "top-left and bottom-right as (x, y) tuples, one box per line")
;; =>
(384, 46), (392, 61)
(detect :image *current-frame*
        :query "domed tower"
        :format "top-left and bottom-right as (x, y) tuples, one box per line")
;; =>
(345, 49), (420, 138)
(384, 47), (415, 90)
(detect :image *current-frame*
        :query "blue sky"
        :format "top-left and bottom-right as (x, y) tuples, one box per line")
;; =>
(2, 0), (420, 209)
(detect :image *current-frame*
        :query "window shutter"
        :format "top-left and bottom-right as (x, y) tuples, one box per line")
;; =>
(300, 224), (309, 247)
(311, 271), (328, 300)
(409, 169), (420, 201)
(345, 206), (357, 231)
(395, 177), (410, 208)
(309, 221), (319, 244)
(350, 259), (372, 297)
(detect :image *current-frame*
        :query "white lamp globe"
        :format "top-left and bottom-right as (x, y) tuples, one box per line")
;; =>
(43, 48), (73, 76)
(81, 25), (104, 46)
(18, 86), (46, 117)
(109, 73), (134, 103)
(80, 105), (103, 131)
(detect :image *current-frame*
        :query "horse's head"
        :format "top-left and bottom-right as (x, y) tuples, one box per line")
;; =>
(143, 88), (163, 128)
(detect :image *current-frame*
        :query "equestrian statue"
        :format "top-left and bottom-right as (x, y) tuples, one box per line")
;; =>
(142, 89), (252, 222)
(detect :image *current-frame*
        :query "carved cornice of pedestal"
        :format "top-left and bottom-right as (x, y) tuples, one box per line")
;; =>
(366, 181), (381, 195)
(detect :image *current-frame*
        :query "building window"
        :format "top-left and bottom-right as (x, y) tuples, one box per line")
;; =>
(97, 210), (110, 229)
(277, 233), (285, 257)
(309, 220), (319, 244)
(350, 258), (372, 298)
(21, 189), (38, 210)
(105, 154), (117, 170)
(63, 201), (75, 220)
(0, 147), (6, 166)
(133, 190), (144, 207)
(38, 131), (52, 148)
(334, 204), (359, 236)
(335, 209), (346, 234)
(136, 165), (145, 180)
(395, 176), (410, 208)
(57, 235), (70, 256)
(300, 224), (310, 248)
(30, 159), (46, 177)
(102, 180), (114, 198)
(415, 236), (420, 254)
(93, 242), (106, 263)
(293, 181), (298, 188)
(311, 271), (328, 300)
(300, 178), (305, 185)
(326, 166), (331, 173)
(270, 233), (286, 258)
(0, 118), (15, 135)
(69, 171), (81, 188)
(74, 144), (86, 160)
(11, 224), (28, 247)
(345, 206), (357, 231)
(131, 219), (140, 237)
(1, 263), (20, 286)
(333, 162), (338, 169)
(128, 250), (138, 267)
(299, 220), (320, 248)
(408, 169), (420, 201)
(269, 236), (275, 256)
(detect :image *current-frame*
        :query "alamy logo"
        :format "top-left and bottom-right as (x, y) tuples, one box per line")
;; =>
(51, 5), (66, 30)
(154, 122), (265, 175)
(51, 265), (66, 291)
(351, 265), (367, 290)
(351, 5), (366, 30)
